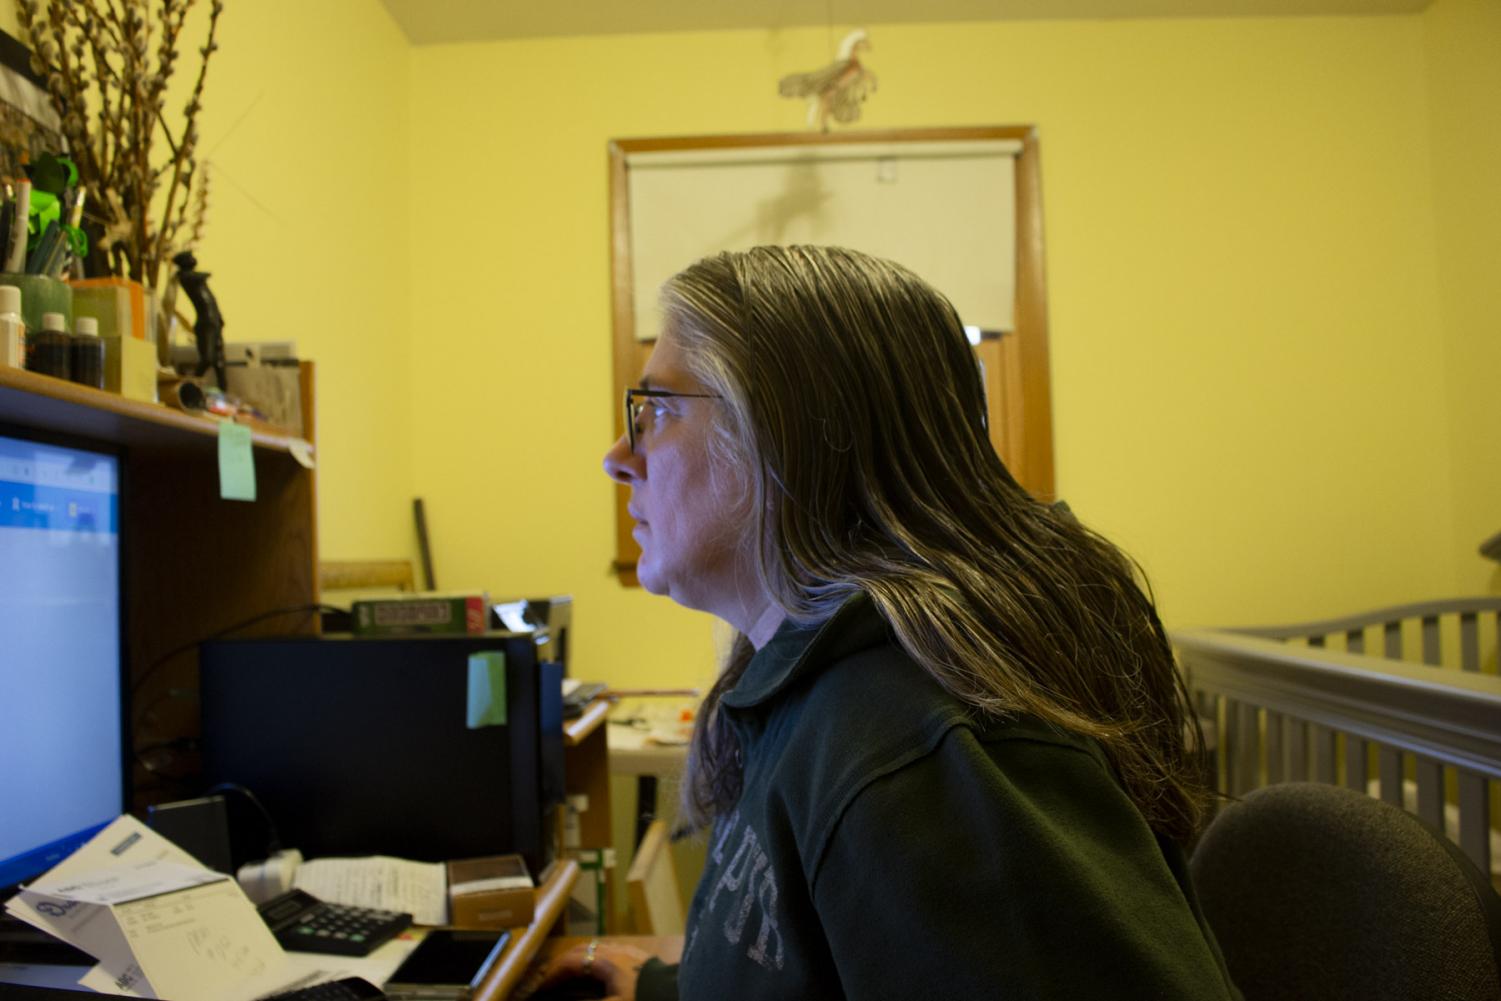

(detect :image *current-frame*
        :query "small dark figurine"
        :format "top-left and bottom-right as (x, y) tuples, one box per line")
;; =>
(174, 250), (226, 390)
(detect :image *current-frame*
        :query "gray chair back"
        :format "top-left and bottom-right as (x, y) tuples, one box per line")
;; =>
(1189, 782), (1501, 1001)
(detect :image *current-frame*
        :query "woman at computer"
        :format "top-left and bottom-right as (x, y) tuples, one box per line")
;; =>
(528, 245), (1239, 1000)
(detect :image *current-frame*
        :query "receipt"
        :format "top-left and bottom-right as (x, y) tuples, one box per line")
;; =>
(6, 816), (291, 1000)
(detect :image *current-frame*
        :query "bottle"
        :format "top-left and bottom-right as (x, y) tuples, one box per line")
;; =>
(0, 285), (22, 369)
(29, 311), (71, 381)
(71, 315), (105, 389)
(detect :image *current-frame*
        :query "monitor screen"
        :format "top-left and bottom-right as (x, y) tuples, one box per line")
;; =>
(0, 425), (125, 890)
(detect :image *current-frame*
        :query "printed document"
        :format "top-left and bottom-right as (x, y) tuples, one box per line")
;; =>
(3, 815), (350, 1000)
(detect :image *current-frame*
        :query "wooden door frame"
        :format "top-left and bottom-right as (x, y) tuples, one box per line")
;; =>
(608, 126), (1054, 584)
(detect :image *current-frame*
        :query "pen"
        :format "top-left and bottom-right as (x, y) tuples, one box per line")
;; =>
(62, 187), (86, 278)
(43, 223), (70, 278)
(5, 180), (29, 273)
(0, 199), (11, 274)
(27, 220), (58, 275)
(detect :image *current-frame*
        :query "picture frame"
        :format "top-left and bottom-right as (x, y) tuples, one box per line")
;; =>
(0, 26), (63, 182)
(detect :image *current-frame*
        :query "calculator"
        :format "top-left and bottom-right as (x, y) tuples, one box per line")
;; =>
(257, 888), (413, 957)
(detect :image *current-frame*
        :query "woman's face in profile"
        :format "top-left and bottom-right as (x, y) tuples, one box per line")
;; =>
(603, 330), (754, 621)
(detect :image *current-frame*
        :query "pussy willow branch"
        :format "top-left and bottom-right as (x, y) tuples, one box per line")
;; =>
(148, 0), (219, 288)
(18, 0), (221, 289)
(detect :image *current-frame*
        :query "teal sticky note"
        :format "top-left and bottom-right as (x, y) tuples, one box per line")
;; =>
(467, 651), (508, 728)
(217, 423), (256, 501)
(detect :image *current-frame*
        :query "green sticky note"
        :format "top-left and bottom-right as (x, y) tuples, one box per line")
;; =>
(467, 651), (508, 728)
(217, 422), (256, 501)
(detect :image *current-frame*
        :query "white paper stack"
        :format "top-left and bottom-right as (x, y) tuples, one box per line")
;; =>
(3, 816), (335, 999)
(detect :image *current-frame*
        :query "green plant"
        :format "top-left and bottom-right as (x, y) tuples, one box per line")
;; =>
(18, 0), (222, 290)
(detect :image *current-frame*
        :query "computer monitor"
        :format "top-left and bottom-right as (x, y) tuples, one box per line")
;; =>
(199, 632), (563, 876)
(0, 425), (127, 891)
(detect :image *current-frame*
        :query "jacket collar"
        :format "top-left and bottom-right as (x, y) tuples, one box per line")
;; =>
(721, 591), (890, 709)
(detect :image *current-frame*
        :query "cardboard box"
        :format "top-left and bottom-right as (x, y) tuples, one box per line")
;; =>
(225, 362), (304, 438)
(72, 277), (149, 340)
(448, 854), (534, 929)
(351, 594), (489, 636)
(103, 334), (159, 402)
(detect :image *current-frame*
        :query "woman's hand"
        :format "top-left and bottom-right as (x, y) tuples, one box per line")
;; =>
(517, 939), (656, 1001)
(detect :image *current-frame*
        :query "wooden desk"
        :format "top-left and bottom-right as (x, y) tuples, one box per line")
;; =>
(606, 710), (690, 862)
(565, 700), (613, 850)
(472, 858), (580, 1001)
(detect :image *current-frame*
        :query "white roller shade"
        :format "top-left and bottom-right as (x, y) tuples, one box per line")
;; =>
(627, 140), (1020, 340)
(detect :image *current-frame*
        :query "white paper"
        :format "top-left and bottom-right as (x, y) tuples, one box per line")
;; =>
(79, 961), (152, 996)
(114, 877), (284, 1000)
(5, 818), (213, 988)
(5, 816), (291, 1001)
(494, 600), (532, 633)
(79, 946), (410, 1001)
(292, 856), (448, 927)
(4, 821), (435, 1000)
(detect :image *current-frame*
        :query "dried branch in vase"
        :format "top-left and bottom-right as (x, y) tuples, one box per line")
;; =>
(17, 0), (223, 292)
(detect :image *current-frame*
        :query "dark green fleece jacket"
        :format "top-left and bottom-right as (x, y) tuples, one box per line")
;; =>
(638, 593), (1239, 1000)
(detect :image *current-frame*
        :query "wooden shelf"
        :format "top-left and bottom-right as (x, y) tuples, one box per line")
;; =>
(0, 364), (312, 456)
(0, 360), (322, 810)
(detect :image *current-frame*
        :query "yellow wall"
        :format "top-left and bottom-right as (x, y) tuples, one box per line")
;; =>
(5, 1), (416, 564)
(409, 10), (1493, 687)
(8, 3), (1495, 688)
(1425, 0), (1501, 594)
(194, 1), (415, 563)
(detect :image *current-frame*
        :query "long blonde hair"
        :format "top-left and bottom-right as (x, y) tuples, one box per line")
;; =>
(664, 246), (1206, 845)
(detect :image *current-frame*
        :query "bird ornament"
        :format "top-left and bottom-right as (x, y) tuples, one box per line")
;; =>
(778, 29), (877, 132)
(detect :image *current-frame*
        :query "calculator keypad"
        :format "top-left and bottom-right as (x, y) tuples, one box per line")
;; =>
(258, 889), (412, 958)
(283, 903), (410, 956)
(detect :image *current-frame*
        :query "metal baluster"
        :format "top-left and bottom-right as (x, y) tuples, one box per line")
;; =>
(1459, 612), (1479, 672)
(1384, 620), (1402, 660)
(1265, 710), (1285, 784)
(1421, 615), (1440, 666)
(1378, 747), (1404, 805)
(1311, 724), (1337, 784)
(1457, 772), (1491, 875)
(1287, 718), (1309, 783)
(1231, 700), (1259, 797)
(1344, 735), (1368, 791)
(1414, 758), (1444, 831)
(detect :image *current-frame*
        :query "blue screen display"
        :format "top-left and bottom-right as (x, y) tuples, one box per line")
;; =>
(0, 431), (123, 889)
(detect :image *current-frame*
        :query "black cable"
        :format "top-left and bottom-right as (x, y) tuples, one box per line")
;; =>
(132, 603), (341, 697)
(207, 781), (284, 857)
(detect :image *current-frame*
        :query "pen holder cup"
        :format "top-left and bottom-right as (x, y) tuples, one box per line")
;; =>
(0, 273), (72, 335)
(70, 276), (157, 353)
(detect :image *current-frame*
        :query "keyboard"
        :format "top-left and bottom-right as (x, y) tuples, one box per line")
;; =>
(263, 976), (387, 1001)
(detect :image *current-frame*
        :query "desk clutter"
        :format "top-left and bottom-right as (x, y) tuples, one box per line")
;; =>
(1, 814), (533, 1000)
(0, 576), (616, 998)
(3, 816), (412, 1000)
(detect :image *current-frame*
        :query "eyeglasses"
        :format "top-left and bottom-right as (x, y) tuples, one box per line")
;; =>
(623, 387), (720, 453)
